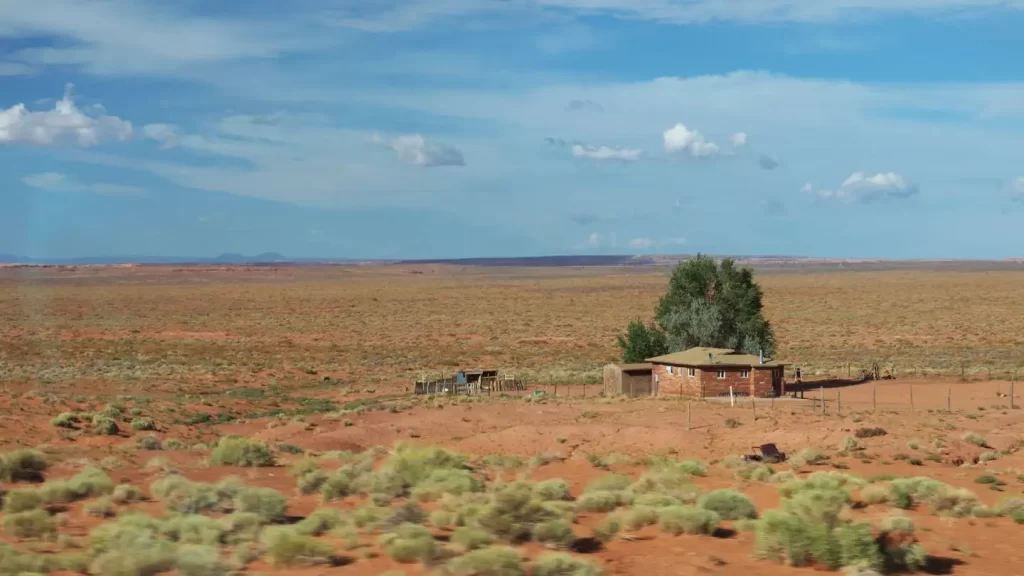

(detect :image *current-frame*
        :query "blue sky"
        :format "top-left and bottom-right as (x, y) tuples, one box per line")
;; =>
(2, 1), (1024, 260)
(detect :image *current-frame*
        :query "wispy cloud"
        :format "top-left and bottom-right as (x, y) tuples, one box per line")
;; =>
(0, 84), (132, 146)
(371, 133), (466, 167)
(21, 172), (144, 196)
(570, 143), (642, 162)
(806, 172), (920, 203)
(1009, 177), (1024, 203)
(629, 237), (654, 249)
(0, 62), (33, 76)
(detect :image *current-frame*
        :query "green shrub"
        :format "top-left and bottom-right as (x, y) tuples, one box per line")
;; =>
(961, 432), (987, 447)
(628, 466), (700, 502)
(52, 413), (79, 428)
(130, 418), (156, 431)
(84, 497), (116, 518)
(575, 491), (628, 513)
(235, 487), (288, 523)
(836, 522), (884, 571)
(859, 485), (889, 506)
(591, 517), (620, 543)
(296, 470), (328, 495)
(2, 488), (44, 513)
(621, 506), (659, 531)
(533, 519), (575, 549)
(163, 439), (185, 450)
(380, 443), (467, 492)
(697, 489), (757, 520)
(294, 508), (347, 536)
(839, 436), (860, 452)
(532, 553), (603, 576)
(379, 523), (436, 563)
(38, 467), (115, 505)
(889, 477), (978, 517)
(175, 544), (232, 576)
(584, 474), (632, 493)
(632, 493), (682, 508)
(319, 463), (367, 501)
(452, 527), (495, 551)
(163, 514), (225, 545)
(657, 506), (720, 536)
(93, 417), (120, 436)
(136, 435), (162, 451)
(0, 449), (48, 482)
(795, 448), (830, 465)
(88, 513), (165, 554)
(151, 477), (226, 514)
(220, 512), (263, 544)
(3, 509), (56, 539)
(411, 469), (483, 502)
(261, 526), (334, 566)
(89, 535), (176, 576)
(111, 484), (144, 504)
(854, 427), (887, 439)
(475, 481), (559, 542)
(676, 460), (708, 477)
(209, 436), (274, 467)
(534, 479), (573, 501)
(446, 546), (524, 576)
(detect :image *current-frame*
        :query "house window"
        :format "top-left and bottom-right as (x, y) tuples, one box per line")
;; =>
(741, 369), (750, 378)
(687, 368), (695, 377)
(667, 366), (674, 375)
(716, 370), (726, 379)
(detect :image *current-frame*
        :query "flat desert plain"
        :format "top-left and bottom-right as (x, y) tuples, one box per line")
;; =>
(0, 264), (1023, 576)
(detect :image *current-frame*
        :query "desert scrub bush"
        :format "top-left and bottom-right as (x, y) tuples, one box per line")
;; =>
(534, 479), (573, 501)
(839, 436), (860, 453)
(88, 512), (165, 554)
(621, 506), (660, 531)
(151, 477), (221, 514)
(979, 451), (1001, 463)
(583, 474), (632, 493)
(859, 484), (890, 506)
(163, 514), (226, 545)
(533, 519), (576, 549)
(294, 508), (348, 537)
(380, 443), (468, 493)
(854, 427), (887, 439)
(175, 544), (232, 576)
(260, 526), (335, 566)
(532, 553), (603, 576)
(111, 484), (144, 504)
(130, 417), (156, 431)
(777, 471), (865, 499)
(632, 493), (683, 508)
(452, 527), (496, 551)
(52, 412), (80, 428)
(84, 497), (116, 518)
(697, 489), (757, 520)
(209, 436), (274, 467)
(220, 512), (263, 544)
(474, 481), (560, 542)
(318, 462), (370, 501)
(575, 490), (629, 513)
(411, 469), (483, 502)
(235, 487), (288, 523)
(89, 534), (176, 576)
(2, 488), (44, 513)
(136, 435), (163, 451)
(628, 466), (701, 502)
(675, 459), (708, 477)
(657, 506), (719, 536)
(3, 509), (56, 539)
(734, 463), (774, 482)
(39, 467), (114, 504)
(889, 477), (978, 517)
(795, 448), (830, 465)
(0, 448), (48, 482)
(379, 523), (437, 563)
(961, 432), (987, 447)
(445, 546), (524, 576)
(92, 417), (120, 436)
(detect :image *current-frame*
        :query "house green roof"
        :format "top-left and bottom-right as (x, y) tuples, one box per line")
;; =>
(646, 347), (785, 368)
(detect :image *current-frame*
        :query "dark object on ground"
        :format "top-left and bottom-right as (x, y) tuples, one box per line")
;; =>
(743, 443), (786, 463)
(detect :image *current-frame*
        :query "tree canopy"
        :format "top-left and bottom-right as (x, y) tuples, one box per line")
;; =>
(616, 254), (776, 362)
(615, 319), (667, 364)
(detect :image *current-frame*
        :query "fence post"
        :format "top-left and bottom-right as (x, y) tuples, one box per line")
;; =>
(873, 383), (877, 413)
(820, 385), (825, 415)
(910, 384), (914, 413)
(730, 386), (735, 407)
(1012, 379), (1016, 410)
(583, 381), (586, 399)
(837, 391), (841, 417)
(947, 387), (951, 412)
(687, 401), (692, 431)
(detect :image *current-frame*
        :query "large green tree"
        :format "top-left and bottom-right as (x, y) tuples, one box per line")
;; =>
(616, 319), (668, 363)
(654, 254), (776, 356)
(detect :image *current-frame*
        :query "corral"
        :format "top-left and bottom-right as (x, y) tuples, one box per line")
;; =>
(413, 368), (526, 395)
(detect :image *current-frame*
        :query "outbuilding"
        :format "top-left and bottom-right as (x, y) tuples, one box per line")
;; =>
(603, 363), (654, 397)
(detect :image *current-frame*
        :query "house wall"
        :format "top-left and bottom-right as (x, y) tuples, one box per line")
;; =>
(654, 363), (782, 397)
(603, 365), (654, 396)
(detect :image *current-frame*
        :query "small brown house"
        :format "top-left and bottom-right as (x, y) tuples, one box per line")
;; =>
(647, 347), (786, 398)
(603, 363), (654, 397)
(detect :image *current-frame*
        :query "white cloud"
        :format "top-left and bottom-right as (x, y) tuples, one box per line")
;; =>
(629, 237), (654, 249)
(809, 172), (920, 203)
(372, 133), (465, 167)
(142, 123), (181, 149)
(0, 62), (32, 76)
(663, 122), (720, 158)
(0, 85), (132, 146)
(730, 132), (748, 147)
(800, 182), (814, 193)
(570, 143), (642, 161)
(584, 232), (603, 248)
(1010, 177), (1024, 202)
(21, 172), (144, 196)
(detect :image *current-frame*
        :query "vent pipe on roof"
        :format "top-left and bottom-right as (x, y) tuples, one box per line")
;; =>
(708, 352), (713, 362)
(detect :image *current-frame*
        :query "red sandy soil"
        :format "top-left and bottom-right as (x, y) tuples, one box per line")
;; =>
(2, 377), (1023, 575)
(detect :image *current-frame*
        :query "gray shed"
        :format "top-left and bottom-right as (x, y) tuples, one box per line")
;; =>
(603, 363), (653, 397)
